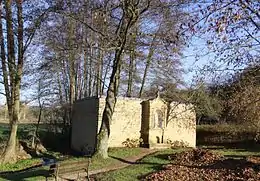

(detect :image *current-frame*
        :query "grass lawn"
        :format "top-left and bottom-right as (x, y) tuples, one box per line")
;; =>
(90, 147), (144, 170)
(58, 147), (145, 170)
(93, 147), (260, 181)
(93, 148), (187, 181)
(213, 147), (260, 158)
(1, 123), (259, 180)
(0, 147), (144, 181)
(0, 147), (260, 181)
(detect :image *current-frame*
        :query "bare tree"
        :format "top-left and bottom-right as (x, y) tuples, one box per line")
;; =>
(98, 0), (151, 158)
(0, 0), (54, 163)
(0, 0), (25, 164)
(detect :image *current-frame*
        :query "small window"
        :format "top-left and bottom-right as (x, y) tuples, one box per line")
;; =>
(153, 110), (164, 128)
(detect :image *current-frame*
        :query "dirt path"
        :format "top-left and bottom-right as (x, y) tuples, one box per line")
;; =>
(61, 148), (158, 180)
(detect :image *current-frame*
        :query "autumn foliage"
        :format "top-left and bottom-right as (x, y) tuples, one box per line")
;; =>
(143, 149), (260, 181)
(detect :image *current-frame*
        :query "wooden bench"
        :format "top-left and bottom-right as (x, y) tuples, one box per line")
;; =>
(46, 159), (90, 181)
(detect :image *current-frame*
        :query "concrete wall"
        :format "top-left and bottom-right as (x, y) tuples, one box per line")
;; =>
(98, 97), (142, 147)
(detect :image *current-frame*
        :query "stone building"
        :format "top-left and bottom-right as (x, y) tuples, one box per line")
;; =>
(71, 95), (196, 154)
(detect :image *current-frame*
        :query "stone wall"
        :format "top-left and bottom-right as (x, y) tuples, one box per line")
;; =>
(98, 97), (142, 147)
(147, 97), (168, 145)
(71, 96), (196, 152)
(71, 98), (99, 155)
(164, 102), (196, 147)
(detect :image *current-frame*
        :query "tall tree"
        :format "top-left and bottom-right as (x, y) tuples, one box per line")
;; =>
(0, 0), (24, 164)
(98, 0), (150, 158)
(29, 0), (189, 158)
(0, 0), (53, 163)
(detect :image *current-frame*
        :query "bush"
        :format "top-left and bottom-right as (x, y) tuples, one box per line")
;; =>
(166, 139), (189, 148)
(122, 138), (143, 148)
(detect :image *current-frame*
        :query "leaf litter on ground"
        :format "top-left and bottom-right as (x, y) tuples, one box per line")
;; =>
(143, 148), (260, 181)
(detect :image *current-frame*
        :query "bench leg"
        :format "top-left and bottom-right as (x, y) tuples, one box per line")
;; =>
(45, 176), (55, 181)
(77, 172), (80, 180)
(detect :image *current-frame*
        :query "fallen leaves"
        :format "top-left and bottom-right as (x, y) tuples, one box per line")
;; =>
(142, 149), (260, 181)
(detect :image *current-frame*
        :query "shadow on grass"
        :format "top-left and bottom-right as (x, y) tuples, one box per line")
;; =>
(110, 156), (162, 166)
(154, 154), (171, 161)
(0, 168), (49, 181)
(196, 128), (260, 153)
(109, 150), (160, 164)
(197, 141), (260, 154)
(92, 157), (165, 180)
(96, 152), (168, 180)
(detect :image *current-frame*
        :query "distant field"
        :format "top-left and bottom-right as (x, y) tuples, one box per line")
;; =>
(0, 123), (51, 146)
(197, 124), (259, 148)
(0, 123), (49, 150)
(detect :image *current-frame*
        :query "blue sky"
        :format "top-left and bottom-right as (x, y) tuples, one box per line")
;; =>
(181, 37), (213, 86)
(0, 37), (211, 105)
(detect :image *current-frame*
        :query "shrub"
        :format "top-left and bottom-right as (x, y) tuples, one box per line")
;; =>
(254, 132), (260, 143)
(122, 138), (143, 148)
(166, 139), (189, 148)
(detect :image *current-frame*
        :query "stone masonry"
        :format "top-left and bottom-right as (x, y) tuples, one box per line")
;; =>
(71, 95), (196, 153)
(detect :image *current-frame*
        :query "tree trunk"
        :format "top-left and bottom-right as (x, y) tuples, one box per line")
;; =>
(0, 0), (23, 164)
(88, 47), (93, 97)
(68, 17), (76, 125)
(57, 71), (63, 104)
(33, 97), (43, 151)
(126, 27), (137, 97)
(83, 47), (89, 97)
(97, 1), (143, 158)
(5, 0), (16, 116)
(139, 23), (161, 98)
(62, 59), (69, 103)
(139, 47), (154, 98)
(126, 48), (135, 97)
(96, 46), (104, 97)
(1, 123), (18, 163)
(0, 1), (11, 120)
(102, 53), (112, 95)
(98, 54), (121, 158)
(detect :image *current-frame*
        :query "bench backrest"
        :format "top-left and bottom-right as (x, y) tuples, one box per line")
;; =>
(50, 160), (89, 175)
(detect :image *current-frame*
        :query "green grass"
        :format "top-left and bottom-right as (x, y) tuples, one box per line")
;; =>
(58, 147), (144, 170)
(1, 123), (260, 180)
(0, 158), (42, 172)
(0, 125), (8, 142)
(94, 149), (187, 181)
(0, 147), (144, 181)
(94, 147), (260, 181)
(0, 157), (46, 181)
(0, 123), (48, 143)
(213, 147), (260, 158)
(1, 146), (260, 181)
(90, 147), (144, 170)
